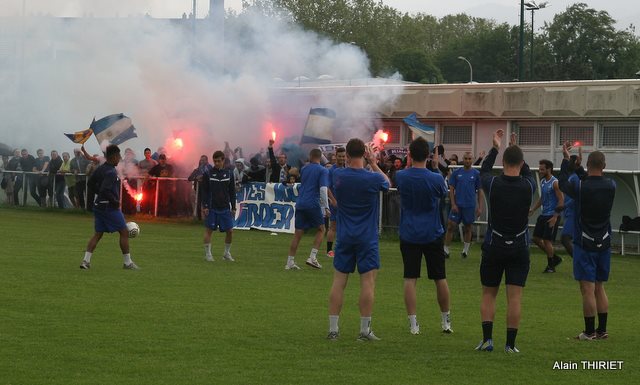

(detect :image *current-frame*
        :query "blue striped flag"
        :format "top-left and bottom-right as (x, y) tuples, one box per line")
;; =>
(403, 113), (435, 148)
(300, 108), (336, 144)
(91, 114), (137, 145)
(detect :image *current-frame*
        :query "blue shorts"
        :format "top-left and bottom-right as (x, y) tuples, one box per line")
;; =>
(205, 209), (234, 232)
(295, 207), (324, 230)
(448, 206), (476, 225)
(333, 241), (380, 274)
(94, 207), (127, 233)
(573, 243), (610, 282)
(561, 214), (574, 236)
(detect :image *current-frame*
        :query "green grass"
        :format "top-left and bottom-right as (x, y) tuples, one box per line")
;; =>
(0, 206), (637, 384)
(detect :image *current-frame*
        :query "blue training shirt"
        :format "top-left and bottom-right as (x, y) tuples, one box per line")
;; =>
(396, 167), (448, 244)
(296, 163), (329, 210)
(333, 168), (389, 243)
(540, 176), (559, 216)
(449, 167), (480, 208)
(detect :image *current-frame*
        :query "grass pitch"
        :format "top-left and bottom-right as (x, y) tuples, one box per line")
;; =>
(0, 207), (637, 384)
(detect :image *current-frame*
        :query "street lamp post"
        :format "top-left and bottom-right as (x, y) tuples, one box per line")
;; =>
(457, 56), (473, 83)
(525, 1), (549, 81)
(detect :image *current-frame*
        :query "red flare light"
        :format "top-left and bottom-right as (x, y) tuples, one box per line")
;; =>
(173, 138), (184, 150)
(573, 141), (581, 147)
(381, 132), (389, 143)
(135, 193), (143, 202)
(272, 131), (277, 141)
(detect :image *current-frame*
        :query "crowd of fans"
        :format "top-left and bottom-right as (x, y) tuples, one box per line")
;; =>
(0, 138), (481, 217)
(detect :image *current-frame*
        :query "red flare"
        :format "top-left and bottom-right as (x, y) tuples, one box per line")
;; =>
(173, 138), (184, 150)
(573, 141), (581, 147)
(272, 131), (277, 141)
(381, 132), (389, 143)
(135, 193), (143, 202)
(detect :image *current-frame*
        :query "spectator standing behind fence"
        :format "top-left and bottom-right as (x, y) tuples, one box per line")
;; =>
(233, 159), (248, 191)
(246, 157), (266, 183)
(19, 149), (39, 205)
(60, 152), (74, 208)
(268, 139), (290, 183)
(48, 150), (64, 209)
(34, 149), (50, 207)
(148, 154), (175, 216)
(188, 155), (210, 220)
(11, 149), (23, 205)
(138, 148), (157, 214)
(1, 154), (11, 204)
(71, 148), (89, 209)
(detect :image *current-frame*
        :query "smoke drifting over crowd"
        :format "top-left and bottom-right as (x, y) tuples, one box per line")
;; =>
(0, 1), (402, 171)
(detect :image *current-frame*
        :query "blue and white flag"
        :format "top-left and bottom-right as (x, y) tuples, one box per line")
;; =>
(301, 108), (336, 145)
(403, 113), (435, 148)
(91, 114), (137, 146)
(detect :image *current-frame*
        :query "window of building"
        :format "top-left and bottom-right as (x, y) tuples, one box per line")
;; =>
(515, 125), (551, 146)
(383, 124), (402, 144)
(599, 123), (639, 148)
(558, 125), (594, 147)
(441, 126), (472, 145)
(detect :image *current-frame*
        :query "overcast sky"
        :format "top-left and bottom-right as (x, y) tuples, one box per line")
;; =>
(2, 0), (636, 30)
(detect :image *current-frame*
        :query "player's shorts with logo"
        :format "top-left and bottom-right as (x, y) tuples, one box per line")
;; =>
(205, 208), (234, 232)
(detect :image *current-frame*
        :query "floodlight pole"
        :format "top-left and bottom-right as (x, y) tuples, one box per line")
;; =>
(518, 0), (525, 81)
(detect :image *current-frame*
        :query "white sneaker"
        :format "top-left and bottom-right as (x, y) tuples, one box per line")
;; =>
(285, 262), (300, 270)
(442, 314), (453, 333)
(223, 253), (235, 262)
(357, 331), (381, 341)
(205, 255), (214, 262)
(305, 257), (322, 269)
(123, 262), (139, 270)
(410, 326), (421, 335)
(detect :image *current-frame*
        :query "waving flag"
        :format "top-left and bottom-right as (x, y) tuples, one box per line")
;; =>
(301, 108), (336, 144)
(64, 128), (94, 144)
(403, 113), (435, 148)
(91, 114), (137, 145)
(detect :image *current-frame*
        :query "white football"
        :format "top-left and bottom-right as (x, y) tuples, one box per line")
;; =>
(126, 222), (140, 238)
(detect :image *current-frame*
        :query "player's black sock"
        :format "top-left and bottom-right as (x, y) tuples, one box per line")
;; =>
(482, 321), (493, 342)
(327, 242), (333, 253)
(596, 313), (608, 333)
(584, 316), (596, 335)
(506, 328), (518, 348)
(546, 257), (553, 267)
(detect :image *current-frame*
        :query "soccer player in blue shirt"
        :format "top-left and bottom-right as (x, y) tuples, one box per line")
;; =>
(444, 152), (484, 258)
(325, 147), (346, 258)
(201, 150), (236, 262)
(530, 159), (565, 273)
(327, 139), (390, 341)
(396, 137), (453, 335)
(559, 143), (616, 340)
(285, 148), (330, 270)
(80, 144), (139, 270)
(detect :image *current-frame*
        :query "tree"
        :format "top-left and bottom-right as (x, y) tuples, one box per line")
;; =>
(542, 3), (640, 80)
(391, 49), (443, 83)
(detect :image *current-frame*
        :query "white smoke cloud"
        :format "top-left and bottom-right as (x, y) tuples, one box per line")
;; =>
(0, 2), (401, 173)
